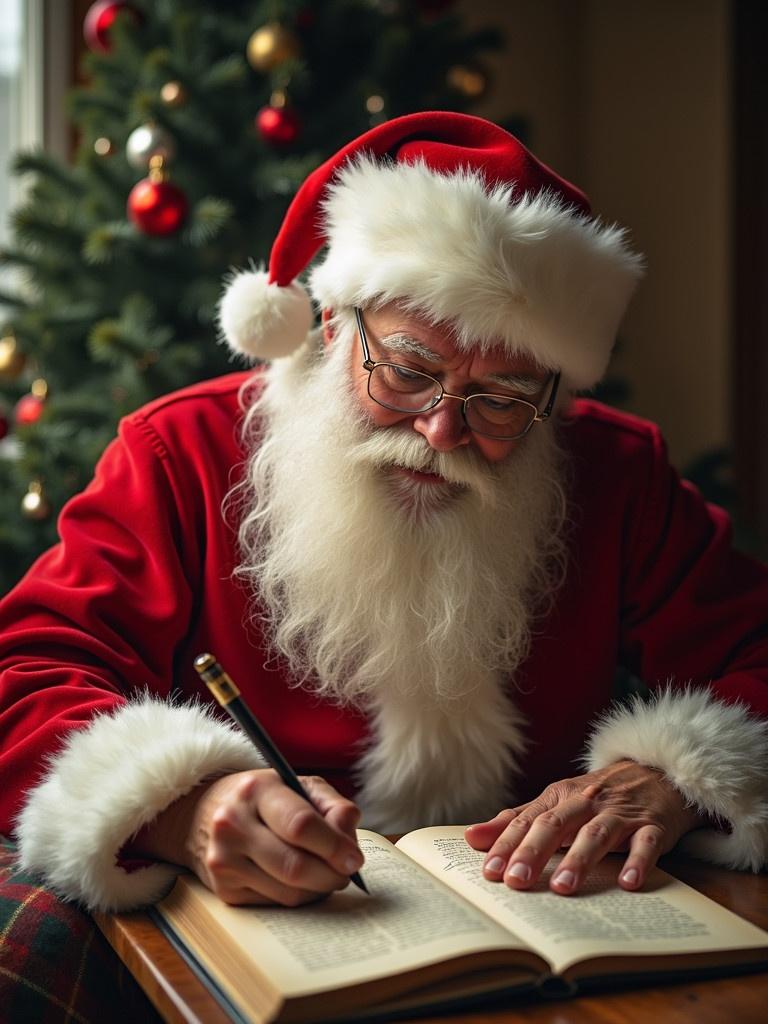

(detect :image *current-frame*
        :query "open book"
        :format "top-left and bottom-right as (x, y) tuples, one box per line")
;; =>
(152, 826), (768, 1023)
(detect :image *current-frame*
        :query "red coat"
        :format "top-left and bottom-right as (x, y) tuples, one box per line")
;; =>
(2, 371), (767, 910)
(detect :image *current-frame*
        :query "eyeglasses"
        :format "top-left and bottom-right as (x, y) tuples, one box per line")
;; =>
(354, 308), (560, 441)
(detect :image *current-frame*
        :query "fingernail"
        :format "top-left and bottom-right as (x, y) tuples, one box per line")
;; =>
(553, 869), (575, 890)
(484, 856), (505, 875)
(344, 854), (363, 873)
(621, 868), (639, 886)
(507, 861), (531, 882)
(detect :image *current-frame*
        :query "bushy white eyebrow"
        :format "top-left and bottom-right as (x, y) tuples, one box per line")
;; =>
(379, 332), (442, 362)
(484, 372), (544, 395)
(378, 333), (546, 396)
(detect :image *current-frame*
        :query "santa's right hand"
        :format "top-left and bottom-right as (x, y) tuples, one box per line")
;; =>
(136, 768), (364, 906)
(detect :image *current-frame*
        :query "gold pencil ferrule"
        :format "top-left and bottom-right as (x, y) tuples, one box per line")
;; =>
(207, 674), (240, 705)
(193, 654), (241, 704)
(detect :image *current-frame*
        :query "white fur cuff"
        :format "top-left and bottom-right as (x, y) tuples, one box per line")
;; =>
(16, 697), (264, 912)
(586, 687), (768, 871)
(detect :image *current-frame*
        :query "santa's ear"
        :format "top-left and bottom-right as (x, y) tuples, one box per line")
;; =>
(321, 308), (335, 346)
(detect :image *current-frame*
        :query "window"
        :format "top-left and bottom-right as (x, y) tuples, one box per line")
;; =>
(0, 0), (71, 248)
(0, 0), (25, 244)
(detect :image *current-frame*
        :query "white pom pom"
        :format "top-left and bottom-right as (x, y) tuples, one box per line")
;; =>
(217, 269), (314, 360)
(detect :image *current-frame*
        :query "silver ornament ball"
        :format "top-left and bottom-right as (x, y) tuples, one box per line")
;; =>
(126, 123), (176, 169)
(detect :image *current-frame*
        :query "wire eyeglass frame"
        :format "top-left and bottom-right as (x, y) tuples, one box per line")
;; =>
(354, 306), (560, 442)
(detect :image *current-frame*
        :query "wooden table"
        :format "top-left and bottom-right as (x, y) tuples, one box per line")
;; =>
(95, 853), (768, 1024)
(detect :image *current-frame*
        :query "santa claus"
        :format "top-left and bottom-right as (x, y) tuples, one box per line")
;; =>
(2, 112), (767, 913)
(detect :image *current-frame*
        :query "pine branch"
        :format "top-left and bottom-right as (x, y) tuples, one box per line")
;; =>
(12, 207), (84, 251)
(39, 304), (101, 330)
(0, 289), (29, 310)
(199, 54), (248, 90)
(11, 151), (86, 197)
(88, 294), (174, 367)
(168, 9), (208, 68)
(251, 153), (321, 198)
(87, 319), (133, 365)
(143, 45), (176, 81)
(42, 392), (117, 425)
(68, 89), (129, 123)
(79, 146), (135, 191)
(159, 104), (222, 147)
(121, 294), (173, 347)
(185, 197), (233, 246)
(0, 247), (38, 271)
(179, 278), (222, 325)
(83, 222), (143, 265)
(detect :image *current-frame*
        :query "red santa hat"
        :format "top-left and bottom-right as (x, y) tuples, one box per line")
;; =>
(218, 111), (643, 389)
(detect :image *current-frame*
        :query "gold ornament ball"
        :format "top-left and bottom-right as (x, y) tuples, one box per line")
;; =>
(0, 333), (26, 379)
(21, 481), (51, 521)
(94, 136), (114, 156)
(246, 23), (300, 72)
(446, 64), (488, 99)
(161, 80), (187, 106)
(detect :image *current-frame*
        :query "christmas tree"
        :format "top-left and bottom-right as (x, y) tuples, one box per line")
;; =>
(0, 0), (499, 593)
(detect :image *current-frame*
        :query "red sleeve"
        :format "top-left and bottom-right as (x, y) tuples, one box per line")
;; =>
(619, 424), (768, 714)
(0, 414), (195, 835)
(571, 408), (768, 871)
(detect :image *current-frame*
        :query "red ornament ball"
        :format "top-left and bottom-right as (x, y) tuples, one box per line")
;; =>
(256, 105), (301, 147)
(84, 1), (139, 53)
(15, 394), (45, 426)
(127, 178), (188, 236)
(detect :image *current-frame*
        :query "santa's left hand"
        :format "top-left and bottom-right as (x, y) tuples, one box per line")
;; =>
(465, 760), (706, 895)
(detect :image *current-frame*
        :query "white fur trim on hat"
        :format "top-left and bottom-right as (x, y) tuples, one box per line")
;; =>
(585, 686), (768, 871)
(15, 696), (264, 912)
(218, 268), (314, 361)
(310, 158), (644, 389)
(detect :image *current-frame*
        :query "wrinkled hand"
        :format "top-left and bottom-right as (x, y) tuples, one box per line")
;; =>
(465, 760), (705, 896)
(134, 769), (364, 907)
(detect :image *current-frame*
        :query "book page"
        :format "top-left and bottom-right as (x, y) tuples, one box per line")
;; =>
(159, 831), (542, 1001)
(396, 826), (768, 977)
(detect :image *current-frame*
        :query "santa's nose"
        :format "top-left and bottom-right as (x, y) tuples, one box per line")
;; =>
(411, 398), (471, 453)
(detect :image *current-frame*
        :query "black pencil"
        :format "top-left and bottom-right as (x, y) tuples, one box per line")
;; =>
(193, 652), (368, 894)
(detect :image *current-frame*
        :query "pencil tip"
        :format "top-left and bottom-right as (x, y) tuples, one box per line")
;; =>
(352, 873), (369, 894)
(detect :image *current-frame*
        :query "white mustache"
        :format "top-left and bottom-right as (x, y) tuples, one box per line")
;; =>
(347, 425), (501, 498)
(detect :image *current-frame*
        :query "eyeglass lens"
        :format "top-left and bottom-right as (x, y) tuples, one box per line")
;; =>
(368, 363), (537, 438)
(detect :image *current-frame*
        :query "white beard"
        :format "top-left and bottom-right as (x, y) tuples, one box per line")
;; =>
(231, 324), (569, 831)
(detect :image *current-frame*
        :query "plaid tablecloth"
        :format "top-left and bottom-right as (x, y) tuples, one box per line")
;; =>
(0, 838), (162, 1023)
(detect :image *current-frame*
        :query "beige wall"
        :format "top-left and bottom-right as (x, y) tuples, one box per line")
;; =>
(459, 0), (731, 471)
